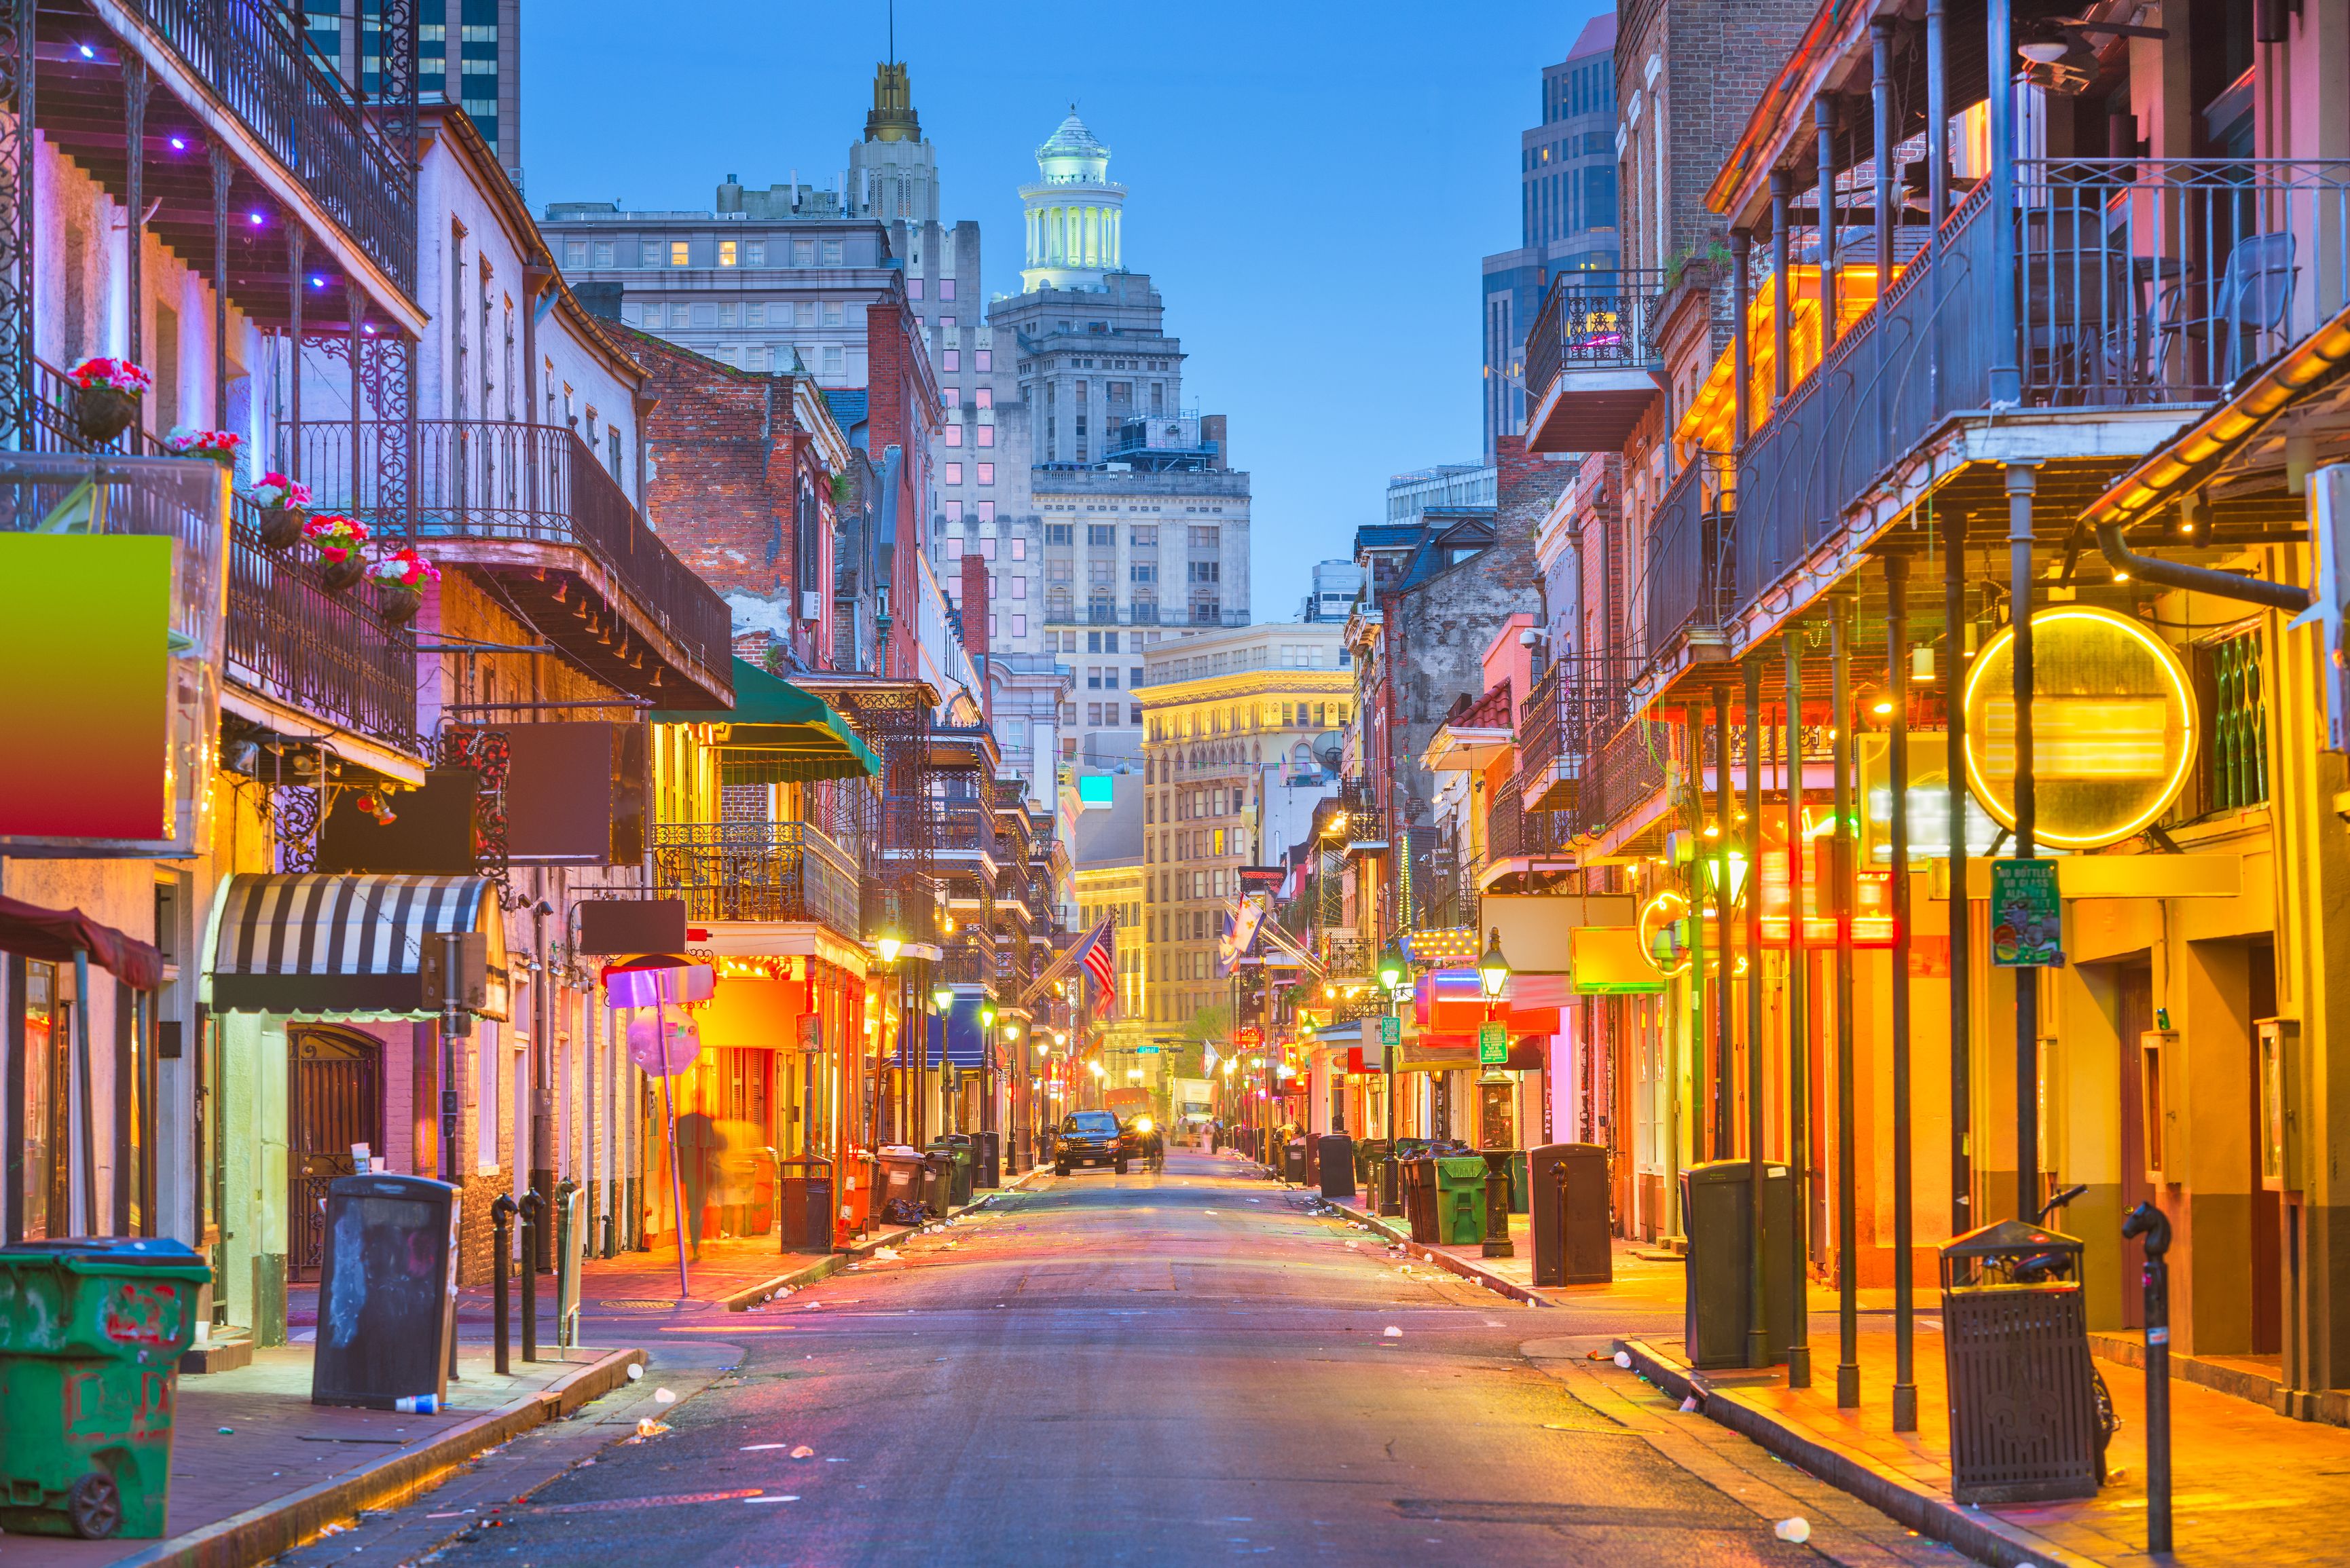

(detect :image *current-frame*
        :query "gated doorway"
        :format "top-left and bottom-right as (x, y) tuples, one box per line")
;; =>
(287, 1026), (383, 1281)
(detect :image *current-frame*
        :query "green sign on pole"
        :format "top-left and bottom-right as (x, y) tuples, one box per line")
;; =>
(1990, 858), (2062, 968)
(1478, 1021), (1508, 1064)
(1378, 1015), (1400, 1049)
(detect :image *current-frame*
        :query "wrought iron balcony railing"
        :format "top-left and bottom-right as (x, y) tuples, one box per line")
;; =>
(132, 0), (418, 293)
(1574, 720), (1671, 843)
(651, 820), (862, 937)
(1733, 157), (2350, 625)
(1645, 452), (1738, 653)
(26, 358), (420, 754)
(1486, 780), (1571, 862)
(283, 419), (731, 683)
(1518, 654), (1636, 812)
(1524, 267), (1670, 395)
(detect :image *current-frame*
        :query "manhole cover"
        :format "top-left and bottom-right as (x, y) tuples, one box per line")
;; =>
(597, 1299), (689, 1311)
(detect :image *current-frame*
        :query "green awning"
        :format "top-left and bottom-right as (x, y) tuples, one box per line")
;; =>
(651, 658), (879, 783)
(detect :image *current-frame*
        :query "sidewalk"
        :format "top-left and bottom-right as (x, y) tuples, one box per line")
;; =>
(1316, 1184), (2350, 1567)
(0, 1345), (642, 1568)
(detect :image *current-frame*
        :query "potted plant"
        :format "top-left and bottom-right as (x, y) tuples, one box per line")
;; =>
(243, 472), (312, 550)
(368, 546), (440, 624)
(65, 356), (153, 443)
(164, 426), (245, 468)
(302, 513), (371, 592)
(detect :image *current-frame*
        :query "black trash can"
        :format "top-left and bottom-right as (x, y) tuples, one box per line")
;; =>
(776, 1156), (834, 1252)
(1282, 1139), (1308, 1184)
(310, 1173), (458, 1411)
(1940, 1219), (2101, 1504)
(1679, 1159), (1797, 1370)
(1317, 1133), (1357, 1200)
(1528, 1143), (1612, 1287)
(974, 1130), (1002, 1189)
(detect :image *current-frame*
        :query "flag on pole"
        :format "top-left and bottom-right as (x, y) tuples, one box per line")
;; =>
(1078, 918), (1118, 1016)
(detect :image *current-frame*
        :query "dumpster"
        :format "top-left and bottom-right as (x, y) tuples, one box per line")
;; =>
(1317, 1133), (1357, 1200)
(928, 1140), (974, 1208)
(1433, 1155), (1490, 1245)
(310, 1173), (458, 1411)
(1528, 1143), (1612, 1286)
(974, 1130), (1002, 1190)
(874, 1147), (926, 1225)
(777, 1155), (834, 1252)
(1940, 1218), (2101, 1504)
(917, 1152), (955, 1216)
(1680, 1159), (1797, 1370)
(0, 1237), (211, 1539)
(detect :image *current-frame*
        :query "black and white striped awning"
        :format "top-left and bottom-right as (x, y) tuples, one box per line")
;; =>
(206, 874), (510, 1019)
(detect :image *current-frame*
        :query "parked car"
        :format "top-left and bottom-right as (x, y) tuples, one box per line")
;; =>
(1053, 1110), (1126, 1176)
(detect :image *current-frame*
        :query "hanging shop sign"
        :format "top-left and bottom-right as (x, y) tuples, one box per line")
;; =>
(1570, 926), (1669, 994)
(1401, 927), (1480, 965)
(1989, 858), (2063, 968)
(1962, 606), (2197, 850)
(1638, 890), (1692, 978)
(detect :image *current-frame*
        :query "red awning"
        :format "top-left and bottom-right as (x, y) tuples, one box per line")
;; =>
(0, 894), (163, 988)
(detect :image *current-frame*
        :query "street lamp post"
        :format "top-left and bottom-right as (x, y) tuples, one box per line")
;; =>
(1477, 929), (1514, 1260)
(1378, 945), (1407, 1218)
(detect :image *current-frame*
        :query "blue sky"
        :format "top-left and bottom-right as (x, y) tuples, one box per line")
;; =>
(521, 1), (1607, 619)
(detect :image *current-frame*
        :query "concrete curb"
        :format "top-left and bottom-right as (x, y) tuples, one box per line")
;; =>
(1614, 1337), (2104, 1568)
(1327, 1203), (1553, 1309)
(718, 1166), (1054, 1311)
(111, 1345), (648, 1568)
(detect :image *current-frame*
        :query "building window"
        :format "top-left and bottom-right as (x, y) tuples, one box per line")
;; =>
(640, 241), (662, 267)
(975, 350), (992, 372)
(563, 240), (586, 268)
(669, 240), (690, 267)
(1046, 523), (1073, 546)
(945, 500), (963, 523)
(822, 301), (845, 326)
(821, 239), (843, 265)
(978, 463), (995, 486)
(942, 349), (960, 372)
(976, 500), (995, 523)
(908, 278), (925, 299)
(822, 346), (844, 375)
(1011, 614), (1026, 636)
(718, 240), (738, 267)
(1189, 525), (1219, 547)
(978, 537), (997, 560)
(745, 241), (765, 265)
(1011, 576), (1027, 599)
(944, 424), (963, 447)
(944, 536), (963, 559)
(976, 425), (994, 448)
(792, 239), (814, 266)
(975, 386), (993, 409)
(1131, 563), (1156, 584)
(943, 462), (963, 485)
(940, 277), (957, 299)
(1087, 524), (1115, 547)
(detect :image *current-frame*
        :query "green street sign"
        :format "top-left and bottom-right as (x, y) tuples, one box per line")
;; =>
(1378, 1015), (1400, 1049)
(1990, 858), (2062, 969)
(1478, 1021), (1508, 1064)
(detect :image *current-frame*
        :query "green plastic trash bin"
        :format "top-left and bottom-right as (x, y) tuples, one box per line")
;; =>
(927, 1140), (974, 1208)
(1434, 1156), (1491, 1246)
(0, 1237), (212, 1539)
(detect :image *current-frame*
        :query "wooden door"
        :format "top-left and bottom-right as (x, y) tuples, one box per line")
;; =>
(287, 1026), (383, 1281)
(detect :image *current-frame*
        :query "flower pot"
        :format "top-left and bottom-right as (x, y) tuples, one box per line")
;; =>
(377, 584), (423, 624)
(257, 506), (305, 550)
(320, 554), (367, 593)
(75, 386), (139, 443)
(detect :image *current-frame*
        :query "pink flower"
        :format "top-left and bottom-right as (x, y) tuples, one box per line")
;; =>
(369, 547), (441, 590)
(244, 472), (312, 509)
(67, 356), (155, 392)
(302, 513), (369, 560)
(164, 426), (244, 462)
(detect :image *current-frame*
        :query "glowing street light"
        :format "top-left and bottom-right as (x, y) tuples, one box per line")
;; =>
(1477, 928), (1513, 999)
(1376, 944), (1406, 992)
(875, 927), (904, 965)
(933, 984), (955, 1011)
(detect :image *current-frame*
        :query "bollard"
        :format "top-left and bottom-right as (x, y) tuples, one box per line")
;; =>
(1380, 1149), (1404, 1218)
(1482, 1152), (1516, 1259)
(490, 1193), (517, 1376)
(2123, 1201), (2173, 1556)
(517, 1190), (543, 1363)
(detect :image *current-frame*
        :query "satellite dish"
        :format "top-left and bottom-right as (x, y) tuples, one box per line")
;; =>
(626, 1013), (701, 1077)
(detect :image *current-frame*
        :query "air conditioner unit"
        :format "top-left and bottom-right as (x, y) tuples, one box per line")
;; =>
(801, 591), (823, 621)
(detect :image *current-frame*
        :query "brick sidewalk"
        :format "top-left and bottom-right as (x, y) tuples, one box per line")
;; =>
(0, 1346), (636, 1568)
(1319, 1188), (2350, 1567)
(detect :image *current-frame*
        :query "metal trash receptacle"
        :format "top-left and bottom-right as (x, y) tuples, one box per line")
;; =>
(1403, 1156), (1439, 1242)
(1317, 1134), (1357, 1200)
(1680, 1159), (1797, 1370)
(1941, 1219), (2101, 1504)
(0, 1237), (211, 1539)
(1529, 1143), (1613, 1286)
(974, 1131), (1002, 1189)
(928, 1140), (974, 1208)
(777, 1156), (834, 1252)
(917, 1153), (955, 1216)
(310, 1174), (460, 1411)
(1283, 1140), (1308, 1184)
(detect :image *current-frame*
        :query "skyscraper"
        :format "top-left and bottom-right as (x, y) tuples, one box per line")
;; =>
(1480, 15), (1620, 460)
(965, 111), (1251, 766)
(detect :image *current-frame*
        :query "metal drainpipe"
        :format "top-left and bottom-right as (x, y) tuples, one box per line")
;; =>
(2094, 521), (2313, 612)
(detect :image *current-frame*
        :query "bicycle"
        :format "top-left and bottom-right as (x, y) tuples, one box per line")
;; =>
(1993, 1183), (2122, 1473)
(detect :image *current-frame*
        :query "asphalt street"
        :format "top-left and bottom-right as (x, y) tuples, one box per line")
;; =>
(285, 1150), (1973, 1567)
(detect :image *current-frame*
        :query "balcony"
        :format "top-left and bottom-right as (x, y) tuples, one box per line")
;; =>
(1485, 783), (1572, 866)
(1731, 158), (2350, 628)
(1574, 720), (1671, 850)
(1318, 933), (1373, 977)
(26, 361), (420, 761)
(1517, 655), (1636, 813)
(1644, 453), (1738, 659)
(285, 419), (732, 707)
(1524, 269), (1668, 454)
(650, 821), (861, 937)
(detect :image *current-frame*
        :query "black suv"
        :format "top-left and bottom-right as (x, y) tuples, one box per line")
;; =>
(1053, 1110), (1126, 1176)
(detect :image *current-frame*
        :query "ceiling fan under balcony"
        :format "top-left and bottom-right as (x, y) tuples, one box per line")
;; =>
(2017, 10), (2167, 66)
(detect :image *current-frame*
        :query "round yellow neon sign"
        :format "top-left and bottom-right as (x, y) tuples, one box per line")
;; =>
(1637, 890), (1691, 979)
(1962, 606), (2197, 851)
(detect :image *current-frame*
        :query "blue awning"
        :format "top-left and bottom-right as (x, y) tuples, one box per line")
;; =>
(928, 998), (985, 1069)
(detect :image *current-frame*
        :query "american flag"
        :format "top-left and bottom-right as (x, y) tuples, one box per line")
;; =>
(1078, 919), (1118, 1015)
